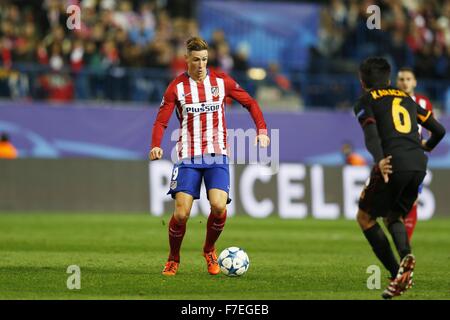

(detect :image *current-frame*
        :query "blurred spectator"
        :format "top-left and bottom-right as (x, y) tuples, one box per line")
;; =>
(210, 29), (227, 52)
(216, 42), (233, 73)
(70, 39), (84, 73)
(267, 62), (292, 94)
(389, 29), (414, 71)
(0, 36), (13, 69)
(112, 1), (139, 31)
(37, 71), (74, 102)
(36, 43), (74, 102)
(48, 42), (64, 71)
(170, 46), (187, 77)
(129, 20), (154, 47)
(0, 132), (18, 159)
(232, 42), (250, 73)
(341, 142), (367, 166)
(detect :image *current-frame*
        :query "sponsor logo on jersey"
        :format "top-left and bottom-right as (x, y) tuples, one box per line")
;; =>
(185, 102), (221, 113)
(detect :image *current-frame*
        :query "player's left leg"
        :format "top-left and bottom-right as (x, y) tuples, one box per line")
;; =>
(386, 215), (411, 261)
(202, 160), (230, 275)
(383, 214), (416, 297)
(202, 188), (228, 274)
(382, 171), (425, 297)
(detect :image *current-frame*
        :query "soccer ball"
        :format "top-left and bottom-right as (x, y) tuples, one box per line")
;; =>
(218, 247), (250, 276)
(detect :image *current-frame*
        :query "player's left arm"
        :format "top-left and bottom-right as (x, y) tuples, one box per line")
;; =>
(417, 106), (446, 152)
(224, 75), (270, 147)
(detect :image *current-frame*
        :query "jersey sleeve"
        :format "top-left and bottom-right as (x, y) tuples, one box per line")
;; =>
(353, 96), (384, 163)
(151, 81), (177, 148)
(353, 96), (376, 128)
(416, 104), (432, 126)
(223, 74), (267, 135)
(416, 101), (446, 151)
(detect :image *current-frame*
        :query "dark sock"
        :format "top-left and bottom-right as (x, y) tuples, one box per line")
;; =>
(363, 223), (399, 278)
(388, 220), (411, 260)
(168, 215), (186, 263)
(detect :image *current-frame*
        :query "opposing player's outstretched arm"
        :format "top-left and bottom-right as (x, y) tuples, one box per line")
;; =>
(224, 74), (269, 147)
(417, 107), (446, 152)
(150, 83), (177, 160)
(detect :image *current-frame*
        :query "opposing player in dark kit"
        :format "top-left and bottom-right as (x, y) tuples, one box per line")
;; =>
(353, 57), (445, 299)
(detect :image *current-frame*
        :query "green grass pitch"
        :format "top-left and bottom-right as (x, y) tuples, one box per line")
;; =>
(0, 213), (449, 300)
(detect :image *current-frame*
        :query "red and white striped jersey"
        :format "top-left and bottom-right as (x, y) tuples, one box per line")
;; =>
(412, 93), (433, 135)
(151, 69), (267, 160)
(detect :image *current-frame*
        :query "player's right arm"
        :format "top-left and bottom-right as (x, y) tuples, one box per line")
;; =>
(354, 97), (384, 163)
(416, 106), (446, 152)
(149, 81), (177, 161)
(354, 97), (392, 182)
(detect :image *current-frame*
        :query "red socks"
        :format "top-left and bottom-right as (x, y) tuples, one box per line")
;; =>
(203, 210), (227, 253)
(167, 210), (227, 261)
(168, 215), (186, 262)
(404, 204), (418, 242)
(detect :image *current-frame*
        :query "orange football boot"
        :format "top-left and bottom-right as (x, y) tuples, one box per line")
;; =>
(162, 260), (179, 276)
(203, 250), (220, 275)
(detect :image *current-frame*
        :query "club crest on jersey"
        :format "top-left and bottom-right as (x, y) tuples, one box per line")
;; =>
(170, 181), (177, 190)
(211, 86), (219, 97)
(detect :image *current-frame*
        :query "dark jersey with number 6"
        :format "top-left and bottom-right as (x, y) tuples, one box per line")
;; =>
(354, 86), (432, 172)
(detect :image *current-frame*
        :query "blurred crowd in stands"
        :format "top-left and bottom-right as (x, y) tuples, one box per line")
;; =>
(0, 0), (185, 101)
(0, 0), (449, 110)
(0, 0), (252, 102)
(312, 0), (450, 79)
(304, 0), (450, 111)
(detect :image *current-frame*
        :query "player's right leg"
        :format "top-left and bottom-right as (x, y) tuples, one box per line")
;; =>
(162, 192), (194, 276)
(356, 209), (400, 280)
(162, 164), (202, 276)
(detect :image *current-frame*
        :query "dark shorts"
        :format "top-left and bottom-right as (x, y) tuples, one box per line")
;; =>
(359, 166), (426, 218)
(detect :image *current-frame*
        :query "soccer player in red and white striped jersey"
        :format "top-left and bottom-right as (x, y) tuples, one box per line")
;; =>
(396, 67), (433, 242)
(149, 37), (270, 276)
